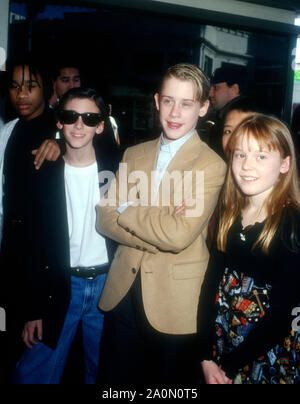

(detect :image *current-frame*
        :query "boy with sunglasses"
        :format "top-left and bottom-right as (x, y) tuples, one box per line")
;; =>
(13, 87), (119, 384)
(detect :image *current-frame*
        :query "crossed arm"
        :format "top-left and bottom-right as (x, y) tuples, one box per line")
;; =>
(97, 155), (226, 254)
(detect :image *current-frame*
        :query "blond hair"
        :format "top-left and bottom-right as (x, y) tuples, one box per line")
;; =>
(159, 63), (210, 105)
(218, 113), (300, 254)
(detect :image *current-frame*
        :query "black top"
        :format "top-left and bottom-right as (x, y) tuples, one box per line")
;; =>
(23, 137), (120, 348)
(0, 109), (56, 311)
(2, 108), (56, 224)
(197, 208), (300, 376)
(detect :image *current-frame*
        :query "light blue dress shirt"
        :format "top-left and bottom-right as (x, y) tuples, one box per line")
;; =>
(117, 130), (195, 212)
(153, 130), (194, 199)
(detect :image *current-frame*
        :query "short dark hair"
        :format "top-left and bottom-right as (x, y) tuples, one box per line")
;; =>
(211, 66), (247, 94)
(51, 62), (81, 81)
(224, 97), (260, 117)
(56, 87), (108, 121)
(6, 54), (52, 102)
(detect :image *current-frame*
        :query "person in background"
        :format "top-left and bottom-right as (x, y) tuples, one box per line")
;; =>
(49, 62), (81, 109)
(206, 66), (247, 160)
(221, 97), (258, 157)
(14, 87), (119, 384)
(197, 114), (300, 384)
(96, 63), (226, 385)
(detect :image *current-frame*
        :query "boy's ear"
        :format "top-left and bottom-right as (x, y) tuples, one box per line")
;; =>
(56, 121), (63, 130)
(198, 99), (210, 118)
(154, 93), (160, 111)
(96, 121), (104, 135)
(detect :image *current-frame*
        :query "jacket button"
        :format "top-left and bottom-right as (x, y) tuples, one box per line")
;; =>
(131, 268), (136, 274)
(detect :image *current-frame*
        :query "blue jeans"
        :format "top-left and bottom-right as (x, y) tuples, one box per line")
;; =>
(14, 274), (106, 384)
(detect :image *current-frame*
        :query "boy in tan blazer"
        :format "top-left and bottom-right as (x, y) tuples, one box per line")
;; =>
(96, 64), (226, 385)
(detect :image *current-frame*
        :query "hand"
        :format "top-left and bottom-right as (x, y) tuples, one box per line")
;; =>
(173, 201), (187, 217)
(31, 139), (60, 170)
(22, 319), (43, 349)
(201, 360), (232, 385)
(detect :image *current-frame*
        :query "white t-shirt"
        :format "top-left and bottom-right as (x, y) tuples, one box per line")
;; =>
(64, 161), (108, 268)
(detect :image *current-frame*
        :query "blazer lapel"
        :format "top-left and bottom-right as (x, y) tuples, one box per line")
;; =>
(127, 133), (203, 207)
(133, 137), (161, 206)
(157, 133), (202, 206)
(165, 132), (201, 174)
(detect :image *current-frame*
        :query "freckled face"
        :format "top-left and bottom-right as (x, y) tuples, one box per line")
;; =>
(154, 77), (209, 143)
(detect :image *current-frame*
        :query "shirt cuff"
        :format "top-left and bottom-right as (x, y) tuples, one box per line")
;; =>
(117, 201), (134, 214)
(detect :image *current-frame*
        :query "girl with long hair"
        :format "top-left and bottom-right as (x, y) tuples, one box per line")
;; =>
(196, 113), (300, 384)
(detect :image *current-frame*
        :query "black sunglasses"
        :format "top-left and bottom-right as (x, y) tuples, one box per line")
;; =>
(58, 110), (103, 127)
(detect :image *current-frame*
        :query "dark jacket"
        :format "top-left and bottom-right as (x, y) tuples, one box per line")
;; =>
(0, 109), (56, 310)
(25, 137), (120, 349)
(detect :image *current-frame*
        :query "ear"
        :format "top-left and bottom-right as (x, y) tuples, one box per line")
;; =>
(231, 83), (240, 97)
(154, 93), (160, 111)
(95, 121), (104, 135)
(280, 156), (290, 174)
(198, 99), (210, 117)
(56, 121), (63, 130)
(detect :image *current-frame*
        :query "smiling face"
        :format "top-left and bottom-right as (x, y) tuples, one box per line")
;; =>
(154, 76), (209, 143)
(57, 98), (104, 152)
(9, 65), (45, 121)
(231, 133), (290, 205)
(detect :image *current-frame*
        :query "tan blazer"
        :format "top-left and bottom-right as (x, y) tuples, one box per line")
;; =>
(96, 133), (226, 335)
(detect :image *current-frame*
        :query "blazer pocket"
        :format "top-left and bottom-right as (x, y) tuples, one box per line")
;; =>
(172, 260), (206, 280)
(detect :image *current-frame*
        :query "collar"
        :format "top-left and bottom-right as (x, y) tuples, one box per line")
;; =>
(160, 130), (195, 158)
